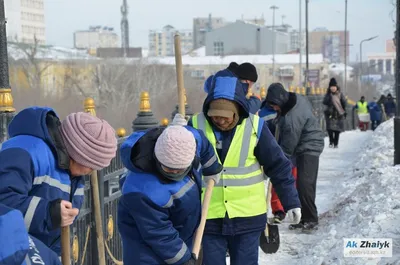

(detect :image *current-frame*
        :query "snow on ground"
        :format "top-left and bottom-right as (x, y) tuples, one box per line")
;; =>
(227, 121), (400, 264)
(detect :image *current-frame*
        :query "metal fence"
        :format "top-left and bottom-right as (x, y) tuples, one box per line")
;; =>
(0, 93), (357, 265)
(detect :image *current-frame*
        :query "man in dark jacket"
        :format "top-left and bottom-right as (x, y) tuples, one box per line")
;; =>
(384, 93), (396, 118)
(188, 76), (301, 265)
(264, 83), (325, 231)
(117, 115), (223, 265)
(235, 62), (262, 113)
(0, 203), (61, 264)
(0, 108), (117, 255)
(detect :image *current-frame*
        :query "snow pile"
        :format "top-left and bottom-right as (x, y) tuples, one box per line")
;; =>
(295, 120), (400, 265)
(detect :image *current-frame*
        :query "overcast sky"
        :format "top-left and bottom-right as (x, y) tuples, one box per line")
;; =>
(44, 0), (395, 61)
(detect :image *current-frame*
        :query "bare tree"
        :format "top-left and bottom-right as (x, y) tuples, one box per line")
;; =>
(11, 36), (53, 91)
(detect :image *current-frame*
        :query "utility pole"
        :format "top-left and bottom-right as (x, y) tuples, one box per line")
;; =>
(270, 5), (279, 83)
(394, 0), (400, 165)
(299, 0), (303, 86)
(305, 0), (309, 94)
(344, 0), (348, 95)
(121, 0), (129, 57)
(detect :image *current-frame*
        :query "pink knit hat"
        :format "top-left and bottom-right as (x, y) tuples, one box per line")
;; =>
(154, 125), (196, 169)
(60, 112), (118, 170)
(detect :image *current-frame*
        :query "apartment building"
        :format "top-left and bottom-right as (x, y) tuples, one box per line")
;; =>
(74, 26), (119, 50)
(148, 25), (193, 57)
(309, 28), (349, 63)
(193, 14), (227, 49)
(5, 0), (46, 44)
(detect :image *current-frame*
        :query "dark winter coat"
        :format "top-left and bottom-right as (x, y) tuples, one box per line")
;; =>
(265, 91), (325, 158)
(188, 75), (300, 235)
(368, 101), (382, 121)
(0, 107), (85, 255)
(117, 126), (222, 265)
(323, 91), (347, 132)
(0, 203), (61, 265)
(384, 98), (396, 116)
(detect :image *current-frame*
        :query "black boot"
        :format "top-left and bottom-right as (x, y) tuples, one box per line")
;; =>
(289, 221), (304, 230)
(302, 221), (318, 232)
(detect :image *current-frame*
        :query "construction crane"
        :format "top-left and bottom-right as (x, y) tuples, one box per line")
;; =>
(121, 0), (129, 57)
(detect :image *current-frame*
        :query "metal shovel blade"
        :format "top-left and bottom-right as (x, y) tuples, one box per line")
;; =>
(259, 224), (280, 254)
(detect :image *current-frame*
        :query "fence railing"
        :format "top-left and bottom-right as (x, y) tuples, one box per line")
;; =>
(0, 93), (357, 265)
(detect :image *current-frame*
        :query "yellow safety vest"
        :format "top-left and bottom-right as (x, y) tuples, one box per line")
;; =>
(191, 113), (266, 219)
(357, 101), (368, 114)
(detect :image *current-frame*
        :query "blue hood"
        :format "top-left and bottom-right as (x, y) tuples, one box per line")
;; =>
(0, 203), (29, 264)
(204, 75), (213, 93)
(121, 131), (147, 173)
(8, 107), (58, 151)
(203, 74), (250, 119)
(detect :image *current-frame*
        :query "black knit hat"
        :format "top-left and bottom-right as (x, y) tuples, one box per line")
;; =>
(227, 62), (239, 72)
(329, 78), (337, 87)
(235, 62), (258, 82)
(265, 83), (289, 107)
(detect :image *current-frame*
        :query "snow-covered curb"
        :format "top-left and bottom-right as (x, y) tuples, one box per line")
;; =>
(300, 120), (400, 265)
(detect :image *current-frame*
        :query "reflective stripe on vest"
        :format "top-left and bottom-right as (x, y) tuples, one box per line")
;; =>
(192, 113), (267, 219)
(357, 101), (368, 114)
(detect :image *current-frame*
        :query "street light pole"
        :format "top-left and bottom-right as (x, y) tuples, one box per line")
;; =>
(270, 5), (279, 83)
(394, 0), (400, 165)
(305, 0), (309, 92)
(358, 36), (378, 92)
(299, 0), (302, 86)
(344, 0), (348, 95)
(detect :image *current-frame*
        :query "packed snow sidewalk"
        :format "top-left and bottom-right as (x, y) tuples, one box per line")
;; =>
(234, 120), (400, 264)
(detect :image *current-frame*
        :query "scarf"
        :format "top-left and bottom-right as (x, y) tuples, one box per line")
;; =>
(331, 92), (345, 115)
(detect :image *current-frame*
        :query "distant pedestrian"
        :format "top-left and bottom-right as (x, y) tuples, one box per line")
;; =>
(368, 97), (382, 131)
(323, 78), (347, 148)
(384, 93), (396, 118)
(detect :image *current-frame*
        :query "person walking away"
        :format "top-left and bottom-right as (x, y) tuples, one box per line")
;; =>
(0, 107), (117, 256)
(188, 76), (301, 265)
(377, 94), (387, 121)
(384, 93), (396, 119)
(323, 78), (347, 148)
(265, 83), (325, 231)
(354, 96), (369, 131)
(0, 203), (62, 265)
(368, 97), (382, 131)
(117, 114), (223, 265)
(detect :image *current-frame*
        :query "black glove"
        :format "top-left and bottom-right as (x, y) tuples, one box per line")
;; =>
(183, 258), (197, 265)
(343, 112), (347, 118)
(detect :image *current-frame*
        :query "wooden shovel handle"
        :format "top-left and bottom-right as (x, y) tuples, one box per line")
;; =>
(192, 179), (215, 259)
(61, 226), (70, 265)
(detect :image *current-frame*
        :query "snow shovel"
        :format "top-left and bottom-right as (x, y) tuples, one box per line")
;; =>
(259, 179), (280, 254)
(193, 179), (215, 263)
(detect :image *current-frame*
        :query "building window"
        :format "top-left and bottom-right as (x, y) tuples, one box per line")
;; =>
(213, 41), (224, 56)
(191, 70), (205, 79)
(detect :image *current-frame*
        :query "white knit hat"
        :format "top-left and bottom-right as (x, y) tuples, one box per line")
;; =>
(154, 125), (196, 169)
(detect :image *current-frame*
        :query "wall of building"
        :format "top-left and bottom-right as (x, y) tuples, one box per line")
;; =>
(74, 29), (119, 49)
(205, 21), (289, 56)
(20, 0), (46, 44)
(309, 30), (349, 63)
(367, 53), (395, 76)
(148, 25), (193, 56)
(193, 16), (226, 49)
(5, 0), (46, 44)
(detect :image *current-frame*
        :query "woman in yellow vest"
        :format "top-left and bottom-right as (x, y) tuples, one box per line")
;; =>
(354, 96), (370, 131)
(188, 73), (301, 265)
